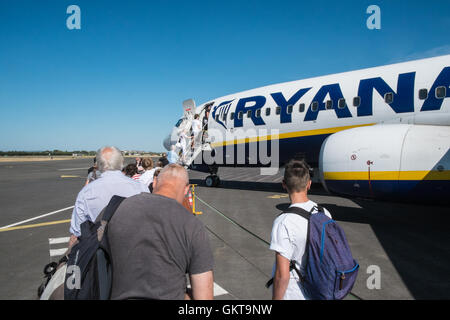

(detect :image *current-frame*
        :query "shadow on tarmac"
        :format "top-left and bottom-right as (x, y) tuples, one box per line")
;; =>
(277, 193), (450, 299)
(316, 198), (450, 300)
(193, 177), (450, 299)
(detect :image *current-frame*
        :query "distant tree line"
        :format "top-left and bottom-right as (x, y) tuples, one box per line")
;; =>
(0, 150), (162, 156)
(0, 150), (96, 156)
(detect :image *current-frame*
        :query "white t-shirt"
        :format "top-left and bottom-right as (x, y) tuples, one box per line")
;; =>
(269, 200), (332, 300)
(138, 168), (157, 187)
(191, 119), (202, 135)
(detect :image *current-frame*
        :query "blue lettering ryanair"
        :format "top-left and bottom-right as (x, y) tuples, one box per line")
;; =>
(211, 66), (449, 128)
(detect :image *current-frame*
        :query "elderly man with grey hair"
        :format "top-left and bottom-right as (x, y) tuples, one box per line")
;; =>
(69, 146), (149, 244)
(105, 164), (214, 300)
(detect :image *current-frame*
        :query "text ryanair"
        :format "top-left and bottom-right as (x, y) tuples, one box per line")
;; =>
(211, 67), (449, 129)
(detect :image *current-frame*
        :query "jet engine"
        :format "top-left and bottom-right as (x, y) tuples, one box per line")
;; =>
(319, 124), (450, 203)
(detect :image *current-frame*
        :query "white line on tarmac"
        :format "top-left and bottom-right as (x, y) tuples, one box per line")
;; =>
(0, 206), (74, 230)
(49, 237), (70, 245)
(50, 248), (67, 257)
(58, 167), (89, 171)
(213, 282), (228, 296)
(187, 282), (229, 297)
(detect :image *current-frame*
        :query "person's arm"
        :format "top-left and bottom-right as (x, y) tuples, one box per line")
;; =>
(69, 191), (87, 239)
(272, 252), (291, 300)
(189, 270), (214, 300)
(68, 234), (78, 248)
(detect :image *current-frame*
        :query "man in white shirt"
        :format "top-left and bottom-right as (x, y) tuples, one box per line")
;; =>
(269, 159), (332, 300)
(191, 114), (202, 149)
(69, 146), (149, 246)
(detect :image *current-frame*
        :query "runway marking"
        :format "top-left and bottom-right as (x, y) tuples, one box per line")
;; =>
(60, 175), (82, 178)
(0, 219), (71, 233)
(0, 206), (74, 230)
(49, 237), (70, 245)
(48, 237), (70, 257)
(267, 194), (289, 199)
(50, 248), (68, 257)
(187, 282), (229, 297)
(58, 167), (89, 171)
(213, 282), (228, 297)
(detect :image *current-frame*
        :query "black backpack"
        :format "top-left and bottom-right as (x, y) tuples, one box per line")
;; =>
(64, 195), (125, 300)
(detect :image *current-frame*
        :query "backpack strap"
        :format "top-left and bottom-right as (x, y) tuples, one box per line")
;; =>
(266, 205), (323, 289)
(97, 195), (126, 244)
(97, 195), (126, 300)
(265, 260), (304, 289)
(315, 205), (324, 214)
(281, 206), (312, 220)
(102, 195), (126, 222)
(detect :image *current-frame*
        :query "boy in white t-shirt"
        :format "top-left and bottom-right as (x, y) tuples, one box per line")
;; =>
(191, 114), (202, 149)
(269, 159), (332, 300)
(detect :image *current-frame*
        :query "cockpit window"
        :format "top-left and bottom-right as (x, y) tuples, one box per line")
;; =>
(175, 119), (183, 127)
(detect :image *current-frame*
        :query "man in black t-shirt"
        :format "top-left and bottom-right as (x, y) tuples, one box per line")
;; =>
(108, 164), (214, 300)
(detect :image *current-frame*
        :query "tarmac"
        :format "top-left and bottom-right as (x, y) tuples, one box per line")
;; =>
(0, 158), (449, 300)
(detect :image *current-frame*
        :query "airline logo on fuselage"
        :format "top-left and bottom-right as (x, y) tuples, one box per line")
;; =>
(211, 66), (449, 129)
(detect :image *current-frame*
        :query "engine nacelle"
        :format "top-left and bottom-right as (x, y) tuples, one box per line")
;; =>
(319, 124), (450, 203)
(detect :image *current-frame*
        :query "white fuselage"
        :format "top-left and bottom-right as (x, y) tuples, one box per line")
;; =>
(165, 55), (450, 202)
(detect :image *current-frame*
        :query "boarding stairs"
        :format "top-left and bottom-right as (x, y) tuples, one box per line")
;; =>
(180, 138), (212, 168)
(176, 99), (212, 168)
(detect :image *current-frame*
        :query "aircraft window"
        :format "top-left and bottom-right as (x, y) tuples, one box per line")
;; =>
(311, 101), (319, 111)
(287, 104), (293, 114)
(247, 110), (252, 118)
(230, 112), (235, 120)
(276, 106), (281, 115)
(299, 103), (305, 112)
(338, 98), (346, 109)
(256, 109), (261, 118)
(384, 92), (394, 104)
(418, 89), (428, 100)
(353, 96), (361, 107)
(436, 86), (446, 99)
(238, 111), (243, 119)
(325, 100), (333, 110)
(175, 119), (183, 127)
(266, 108), (271, 116)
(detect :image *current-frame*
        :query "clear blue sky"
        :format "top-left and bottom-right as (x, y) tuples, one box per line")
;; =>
(1, 0), (449, 152)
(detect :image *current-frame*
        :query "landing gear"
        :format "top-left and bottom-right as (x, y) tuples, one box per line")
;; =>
(205, 175), (220, 187)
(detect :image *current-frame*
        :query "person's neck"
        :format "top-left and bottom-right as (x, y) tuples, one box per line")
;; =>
(289, 191), (309, 205)
(154, 187), (182, 204)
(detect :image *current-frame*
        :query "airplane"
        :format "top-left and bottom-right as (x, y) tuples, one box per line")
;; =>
(163, 54), (450, 204)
